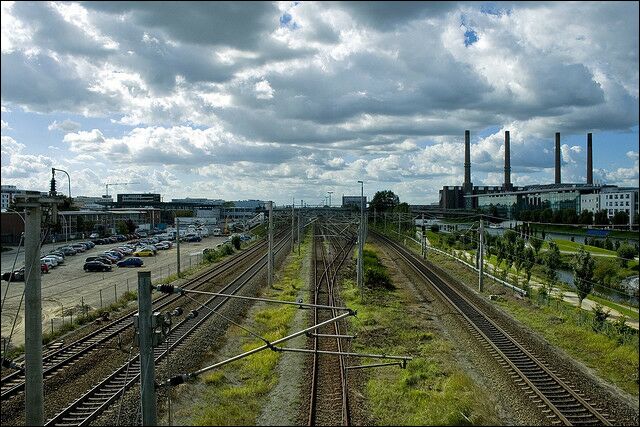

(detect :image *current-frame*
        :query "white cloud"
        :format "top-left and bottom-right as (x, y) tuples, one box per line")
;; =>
(1, 119), (10, 130)
(48, 119), (81, 133)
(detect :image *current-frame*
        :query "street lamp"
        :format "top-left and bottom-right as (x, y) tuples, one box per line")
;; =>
(52, 168), (71, 198)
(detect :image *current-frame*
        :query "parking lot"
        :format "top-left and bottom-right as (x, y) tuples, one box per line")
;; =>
(1, 235), (231, 348)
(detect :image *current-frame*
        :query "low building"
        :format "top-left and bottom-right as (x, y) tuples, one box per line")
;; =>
(117, 193), (161, 205)
(598, 187), (638, 224)
(342, 195), (367, 209)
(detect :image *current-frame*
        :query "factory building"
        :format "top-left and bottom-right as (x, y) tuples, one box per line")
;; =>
(439, 131), (638, 224)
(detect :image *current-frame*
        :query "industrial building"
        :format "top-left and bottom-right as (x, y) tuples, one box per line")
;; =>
(439, 131), (639, 224)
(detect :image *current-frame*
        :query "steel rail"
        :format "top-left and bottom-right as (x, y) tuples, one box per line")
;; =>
(1, 236), (273, 400)
(374, 231), (612, 426)
(44, 235), (292, 426)
(308, 224), (355, 426)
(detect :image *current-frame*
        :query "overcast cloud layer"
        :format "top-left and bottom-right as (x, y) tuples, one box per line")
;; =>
(1, 1), (638, 205)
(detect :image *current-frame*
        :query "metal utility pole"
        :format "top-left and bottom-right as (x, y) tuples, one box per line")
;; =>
(268, 201), (274, 287)
(291, 198), (295, 253)
(479, 218), (484, 292)
(23, 202), (43, 426)
(398, 212), (401, 236)
(176, 217), (181, 277)
(357, 181), (364, 289)
(374, 208), (376, 227)
(15, 192), (61, 426)
(137, 271), (157, 426)
(297, 209), (301, 255)
(421, 213), (425, 257)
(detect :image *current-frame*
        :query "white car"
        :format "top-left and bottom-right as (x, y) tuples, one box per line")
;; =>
(41, 257), (58, 268)
(44, 254), (64, 264)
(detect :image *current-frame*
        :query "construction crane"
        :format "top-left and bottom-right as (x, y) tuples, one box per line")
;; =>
(104, 182), (140, 197)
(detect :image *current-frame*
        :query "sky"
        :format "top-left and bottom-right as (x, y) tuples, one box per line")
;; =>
(1, 1), (638, 206)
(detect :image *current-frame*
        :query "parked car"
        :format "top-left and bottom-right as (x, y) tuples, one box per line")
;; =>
(41, 257), (58, 268)
(2, 268), (25, 281)
(100, 253), (119, 263)
(48, 251), (65, 259)
(183, 234), (202, 242)
(83, 261), (112, 272)
(117, 257), (144, 268)
(89, 232), (100, 239)
(71, 244), (86, 253)
(160, 240), (173, 248)
(96, 256), (117, 265)
(41, 263), (49, 274)
(104, 251), (124, 260)
(44, 254), (64, 264)
(57, 246), (77, 255)
(133, 249), (154, 257)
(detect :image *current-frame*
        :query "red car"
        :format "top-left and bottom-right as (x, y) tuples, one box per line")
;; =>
(41, 263), (49, 274)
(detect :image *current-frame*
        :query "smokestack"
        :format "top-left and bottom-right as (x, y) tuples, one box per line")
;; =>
(503, 130), (512, 191)
(555, 132), (561, 184)
(587, 133), (593, 185)
(463, 130), (472, 192)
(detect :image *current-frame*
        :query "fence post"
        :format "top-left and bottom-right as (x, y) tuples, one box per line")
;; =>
(51, 319), (54, 335)
(114, 283), (118, 304)
(127, 278), (130, 293)
(99, 289), (103, 309)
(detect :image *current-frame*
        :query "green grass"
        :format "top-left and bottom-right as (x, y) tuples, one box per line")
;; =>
(494, 296), (639, 395)
(544, 239), (618, 256)
(343, 244), (500, 425)
(422, 249), (639, 397)
(587, 294), (639, 320)
(188, 234), (310, 426)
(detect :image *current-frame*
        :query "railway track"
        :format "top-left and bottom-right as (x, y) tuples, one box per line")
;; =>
(374, 231), (612, 426)
(308, 224), (355, 426)
(1, 234), (279, 401)
(43, 234), (292, 426)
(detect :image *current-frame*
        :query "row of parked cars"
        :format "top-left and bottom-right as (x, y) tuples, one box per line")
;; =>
(82, 237), (174, 272)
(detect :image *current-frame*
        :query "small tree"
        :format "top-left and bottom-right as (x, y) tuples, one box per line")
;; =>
(544, 242), (561, 300)
(573, 247), (595, 308)
(617, 244), (636, 268)
(612, 211), (630, 225)
(578, 210), (593, 225)
(231, 235), (241, 250)
(594, 209), (609, 225)
(522, 247), (535, 285)
(513, 238), (525, 286)
(116, 221), (128, 235)
(530, 237), (543, 258)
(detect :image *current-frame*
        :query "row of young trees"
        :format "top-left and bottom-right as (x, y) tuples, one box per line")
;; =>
(485, 230), (596, 307)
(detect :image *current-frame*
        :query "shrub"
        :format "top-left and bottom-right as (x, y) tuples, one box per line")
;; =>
(591, 304), (610, 332)
(231, 235), (241, 250)
(364, 267), (394, 290)
(221, 244), (234, 256)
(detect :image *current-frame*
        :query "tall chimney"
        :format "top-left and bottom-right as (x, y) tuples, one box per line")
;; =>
(555, 132), (561, 184)
(587, 133), (593, 185)
(503, 130), (512, 191)
(463, 130), (472, 192)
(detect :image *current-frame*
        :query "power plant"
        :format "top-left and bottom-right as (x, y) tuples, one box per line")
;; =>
(439, 130), (638, 223)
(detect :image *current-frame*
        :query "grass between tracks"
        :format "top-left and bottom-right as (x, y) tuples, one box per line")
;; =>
(187, 236), (310, 426)
(424, 249), (640, 397)
(342, 242), (500, 426)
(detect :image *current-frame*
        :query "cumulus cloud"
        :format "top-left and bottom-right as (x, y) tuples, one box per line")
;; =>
(48, 119), (81, 133)
(0, 1), (637, 202)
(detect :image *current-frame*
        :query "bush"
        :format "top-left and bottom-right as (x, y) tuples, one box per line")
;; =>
(364, 267), (394, 290)
(231, 235), (241, 250)
(430, 225), (440, 233)
(221, 244), (234, 256)
(591, 304), (610, 332)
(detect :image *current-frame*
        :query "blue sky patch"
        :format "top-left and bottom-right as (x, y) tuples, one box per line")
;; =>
(464, 29), (478, 47)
